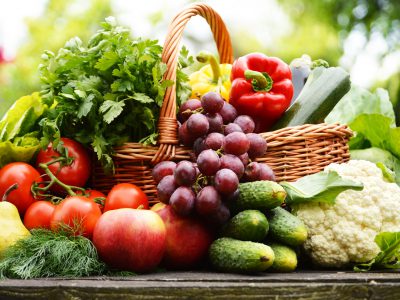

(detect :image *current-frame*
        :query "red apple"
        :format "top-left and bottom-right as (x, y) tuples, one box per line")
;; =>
(92, 208), (166, 273)
(152, 203), (214, 269)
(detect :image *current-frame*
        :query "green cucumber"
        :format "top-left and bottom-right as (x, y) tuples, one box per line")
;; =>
(272, 66), (351, 129)
(236, 181), (286, 211)
(209, 238), (274, 273)
(221, 210), (269, 242)
(270, 243), (298, 272)
(268, 207), (308, 247)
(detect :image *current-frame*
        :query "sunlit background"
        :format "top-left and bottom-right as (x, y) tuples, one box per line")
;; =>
(0, 0), (399, 118)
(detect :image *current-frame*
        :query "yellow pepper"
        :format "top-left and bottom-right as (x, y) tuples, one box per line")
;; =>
(189, 51), (232, 101)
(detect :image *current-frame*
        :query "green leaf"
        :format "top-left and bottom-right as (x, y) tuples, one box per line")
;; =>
(131, 93), (154, 104)
(0, 93), (46, 141)
(95, 51), (119, 71)
(0, 138), (41, 168)
(376, 162), (396, 183)
(99, 100), (125, 124)
(77, 94), (95, 118)
(280, 170), (364, 205)
(325, 86), (395, 126)
(349, 114), (400, 159)
(354, 232), (400, 272)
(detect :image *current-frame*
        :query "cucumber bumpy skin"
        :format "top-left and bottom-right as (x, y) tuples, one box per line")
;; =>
(270, 243), (298, 272)
(209, 238), (275, 273)
(268, 207), (308, 247)
(237, 181), (286, 211)
(221, 210), (269, 242)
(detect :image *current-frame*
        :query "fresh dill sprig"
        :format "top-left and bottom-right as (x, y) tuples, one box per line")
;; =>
(0, 228), (107, 279)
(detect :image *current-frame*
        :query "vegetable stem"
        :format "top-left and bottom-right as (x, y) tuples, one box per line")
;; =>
(196, 51), (221, 83)
(244, 70), (273, 92)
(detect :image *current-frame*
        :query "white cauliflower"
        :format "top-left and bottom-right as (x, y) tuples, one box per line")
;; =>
(293, 160), (400, 268)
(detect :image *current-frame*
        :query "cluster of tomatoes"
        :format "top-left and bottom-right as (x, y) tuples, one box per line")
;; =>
(0, 138), (148, 239)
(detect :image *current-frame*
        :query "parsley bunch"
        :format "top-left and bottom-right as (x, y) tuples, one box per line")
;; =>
(39, 17), (192, 171)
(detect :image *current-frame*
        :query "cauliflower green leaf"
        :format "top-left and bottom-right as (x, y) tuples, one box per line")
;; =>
(280, 170), (364, 205)
(354, 232), (400, 272)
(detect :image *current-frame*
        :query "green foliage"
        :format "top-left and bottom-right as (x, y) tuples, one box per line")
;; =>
(39, 17), (192, 171)
(0, 229), (106, 279)
(0, 0), (113, 118)
(281, 171), (364, 205)
(354, 232), (400, 271)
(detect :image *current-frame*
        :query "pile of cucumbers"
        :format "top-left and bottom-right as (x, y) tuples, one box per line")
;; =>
(209, 181), (308, 273)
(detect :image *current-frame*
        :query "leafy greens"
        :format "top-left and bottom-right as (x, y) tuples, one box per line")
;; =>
(0, 92), (46, 167)
(280, 170), (363, 205)
(325, 86), (400, 185)
(354, 232), (400, 272)
(39, 17), (193, 171)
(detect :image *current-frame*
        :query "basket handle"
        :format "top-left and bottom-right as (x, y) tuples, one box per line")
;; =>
(153, 3), (233, 163)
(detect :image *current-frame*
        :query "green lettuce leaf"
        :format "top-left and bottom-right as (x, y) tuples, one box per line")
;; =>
(280, 170), (363, 205)
(0, 92), (45, 141)
(354, 232), (400, 272)
(349, 114), (400, 159)
(0, 137), (41, 168)
(325, 86), (395, 126)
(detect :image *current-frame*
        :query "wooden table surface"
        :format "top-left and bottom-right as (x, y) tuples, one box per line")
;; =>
(1, 271), (400, 300)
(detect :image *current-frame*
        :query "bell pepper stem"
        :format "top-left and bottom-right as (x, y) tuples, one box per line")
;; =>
(244, 70), (273, 92)
(196, 51), (221, 83)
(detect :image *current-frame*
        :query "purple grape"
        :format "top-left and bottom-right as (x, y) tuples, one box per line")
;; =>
(195, 186), (221, 215)
(238, 153), (250, 166)
(246, 133), (267, 158)
(214, 168), (239, 195)
(259, 163), (276, 181)
(178, 99), (202, 123)
(208, 203), (231, 227)
(197, 149), (221, 176)
(234, 115), (255, 133)
(206, 113), (223, 133)
(193, 137), (208, 156)
(220, 102), (238, 124)
(204, 132), (224, 151)
(201, 92), (224, 113)
(220, 154), (244, 178)
(178, 122), (195, 146)
(223, 132), (250, 156)
(157, 175), (177, 204)
(152, 161), (177, 184)
(243, 161), (262, 182)
(224, 123), (243, 135)
(170, 186), (196, 216)
(224, 189), (239, 202)
(186, 113), (209, 138)
(174, 160), (197, 186)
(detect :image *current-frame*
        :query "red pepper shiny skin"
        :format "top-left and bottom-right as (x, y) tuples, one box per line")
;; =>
(229, 53), (293, 132)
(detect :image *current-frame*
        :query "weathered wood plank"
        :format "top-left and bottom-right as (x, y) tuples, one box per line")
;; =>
(0, 271), (399, 300)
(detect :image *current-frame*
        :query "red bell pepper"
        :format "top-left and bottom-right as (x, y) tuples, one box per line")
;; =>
(229, 53), (293, 132)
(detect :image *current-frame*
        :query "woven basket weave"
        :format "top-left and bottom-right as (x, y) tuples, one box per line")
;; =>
(92, 3), (352, 204)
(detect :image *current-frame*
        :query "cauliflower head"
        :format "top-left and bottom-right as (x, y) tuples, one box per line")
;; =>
(293, 160), (400, 268)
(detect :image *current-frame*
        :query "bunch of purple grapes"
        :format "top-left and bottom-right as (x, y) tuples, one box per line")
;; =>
(152, 92), (275, 225)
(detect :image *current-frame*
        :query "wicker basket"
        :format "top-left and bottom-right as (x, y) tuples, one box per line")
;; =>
(92, 3), (352, 204)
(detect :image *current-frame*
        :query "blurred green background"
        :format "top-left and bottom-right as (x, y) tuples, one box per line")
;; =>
(0, 0), (399, 119)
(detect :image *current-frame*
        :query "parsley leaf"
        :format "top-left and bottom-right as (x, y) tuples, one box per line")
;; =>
(38, 18), (193, 172)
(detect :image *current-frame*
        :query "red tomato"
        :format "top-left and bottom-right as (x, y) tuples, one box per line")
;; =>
(73, 189), (106, 211)
(36, 138), (91, 194)
(0, 162), (43, 215)
(24, 201), (56, 230)
(50, 196), (102, 239)
(104, 183), (149, 212)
